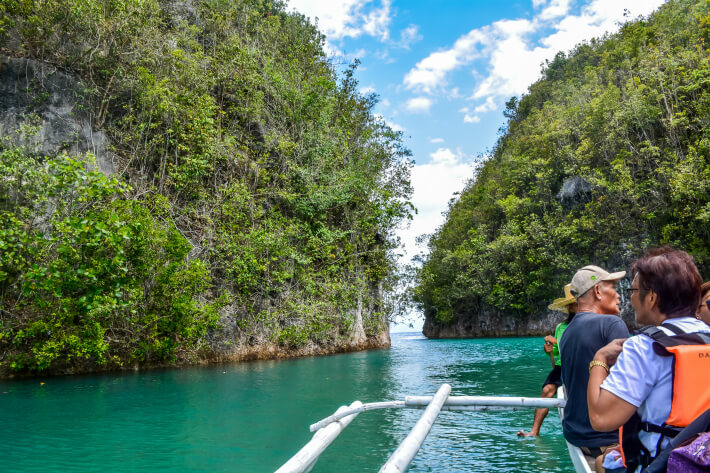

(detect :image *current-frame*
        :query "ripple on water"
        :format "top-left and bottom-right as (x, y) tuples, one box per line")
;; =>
(0, 334), (571, 473)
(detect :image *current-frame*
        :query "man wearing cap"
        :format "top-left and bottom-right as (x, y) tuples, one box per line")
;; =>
(559, 265), (629, 467)
(518, 284), (577, 437)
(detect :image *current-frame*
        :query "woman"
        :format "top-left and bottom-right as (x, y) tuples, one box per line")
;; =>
(586, 248), (710, 472)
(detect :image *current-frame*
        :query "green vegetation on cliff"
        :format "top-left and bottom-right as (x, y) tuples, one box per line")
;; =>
(414, 0), (710, 327)
(0, 0), (412, 372)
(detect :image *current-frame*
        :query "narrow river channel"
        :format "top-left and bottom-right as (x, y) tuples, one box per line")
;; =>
(2, 333), (573, 472)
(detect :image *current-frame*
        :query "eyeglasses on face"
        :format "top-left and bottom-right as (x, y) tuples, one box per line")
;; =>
(625, 287), (647, 297)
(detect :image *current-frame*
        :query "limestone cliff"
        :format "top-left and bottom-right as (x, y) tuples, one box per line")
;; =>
(0, 0), (406, 376)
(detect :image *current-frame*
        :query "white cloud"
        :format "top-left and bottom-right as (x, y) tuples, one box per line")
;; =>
(539, 0), (572, 20)
(474, 97), (497, 113)
(429, 137), (445, 143)
(288, 0), (392, 41)
(388, 121), (406, 132)
(360, 85), (376, 95)
(396, 24), (422, 49)
(374, 113), (405, 132)
(405, 97), (434, 113)
(403, 0), (665, 106)
(403, 28), (487, 93)
(362, 0), (391, 40)
(463, 114), (480, 123)
(398, 148), (473, 262)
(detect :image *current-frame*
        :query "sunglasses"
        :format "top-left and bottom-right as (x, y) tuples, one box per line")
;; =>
(699, 300), (710, 311)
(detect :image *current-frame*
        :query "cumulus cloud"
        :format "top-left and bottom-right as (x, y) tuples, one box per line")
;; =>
(474, 97), (497, 113)
(538, 0), (573, 20)
(463, 114), (480, 123)
(362, 0), (391, 40)
(398, 148), (473, 262)
(403, 0), (665, 107)
(403, 28), (487, 93)
(396, 24), (422, 49)
(288, 0), (392, 41)
(405, 97), (434, 113)
(388, 121), (406, 132)
(374, 113), (405, 132)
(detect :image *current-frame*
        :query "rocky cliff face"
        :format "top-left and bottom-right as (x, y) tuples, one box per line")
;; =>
(423, 309), (568, 338)
(0, 55), (390, 376)
(423, 300), (637, 338)
(0, 56), (115, 174)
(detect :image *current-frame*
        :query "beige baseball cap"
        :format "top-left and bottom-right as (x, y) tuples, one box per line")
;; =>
(570, 265), (626, 297)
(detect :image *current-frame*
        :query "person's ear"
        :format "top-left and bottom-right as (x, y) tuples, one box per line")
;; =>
(648, 290), (657, 308)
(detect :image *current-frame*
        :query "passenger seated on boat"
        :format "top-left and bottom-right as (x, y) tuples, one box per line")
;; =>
(696, 281), (710, 325)
(587, 247), (710, 473)
(559, 265), (628, 469)
(517, 284), (576, 437)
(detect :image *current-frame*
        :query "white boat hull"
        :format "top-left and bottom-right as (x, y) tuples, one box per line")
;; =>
(557, 386), (594, 473)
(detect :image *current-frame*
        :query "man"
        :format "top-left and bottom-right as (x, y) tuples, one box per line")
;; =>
(518, 284), (577, 437)
(559, 265), (629, 467)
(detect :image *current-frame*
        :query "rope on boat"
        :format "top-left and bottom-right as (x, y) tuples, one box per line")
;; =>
(379, 383), (452, 473)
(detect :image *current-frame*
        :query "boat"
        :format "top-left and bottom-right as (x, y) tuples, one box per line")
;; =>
(275, 383), (586, 473)
(557, 386), (594, 473)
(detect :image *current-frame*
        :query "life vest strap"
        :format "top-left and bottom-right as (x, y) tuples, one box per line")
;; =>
(621, 324), (710, 471)
(638, 421), (681, 438)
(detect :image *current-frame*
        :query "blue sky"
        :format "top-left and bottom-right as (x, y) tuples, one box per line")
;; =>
(287, 0), (666, 331)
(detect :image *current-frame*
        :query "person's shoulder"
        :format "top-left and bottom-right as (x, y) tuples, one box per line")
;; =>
(590, 313), (626, 327)
(664, 317), (710, 334)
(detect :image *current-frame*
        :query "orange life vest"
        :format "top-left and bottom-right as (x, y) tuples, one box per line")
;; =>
(619, 324), (710, 472)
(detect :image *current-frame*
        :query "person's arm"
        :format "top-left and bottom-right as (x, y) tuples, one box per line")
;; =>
(543, 335), (556, 354)
(587, 339), (637, 431)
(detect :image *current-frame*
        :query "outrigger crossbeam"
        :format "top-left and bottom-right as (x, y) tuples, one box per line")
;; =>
(275, 383), (567, 473)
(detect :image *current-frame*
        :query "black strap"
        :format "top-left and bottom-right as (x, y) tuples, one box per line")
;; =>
(622, 415), (680, 472)
(641, 408), (710, 473)
(624, 412), (652, 472)
(635, 324), (710, 355)
(635, 325), (668, 340)
(660, 323), (684, 335)
(639, 422), (681, 438)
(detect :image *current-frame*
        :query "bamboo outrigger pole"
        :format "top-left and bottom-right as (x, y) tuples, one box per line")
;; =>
(275, 401), (363, 473)
(378, 383), (451, 473)
(277, 385), (569, 473)
(309, 394), (565, 431)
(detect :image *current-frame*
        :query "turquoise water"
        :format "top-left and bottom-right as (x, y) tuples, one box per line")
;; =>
(1, 334), (572, 472)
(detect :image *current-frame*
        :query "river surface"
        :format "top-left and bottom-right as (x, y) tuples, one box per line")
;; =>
(1, 334), (574, 472)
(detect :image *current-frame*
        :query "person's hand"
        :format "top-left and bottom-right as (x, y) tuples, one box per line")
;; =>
(594, 338), (627, 366)
(544, 335), (557, 345)
(544, 342), (553, 353)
